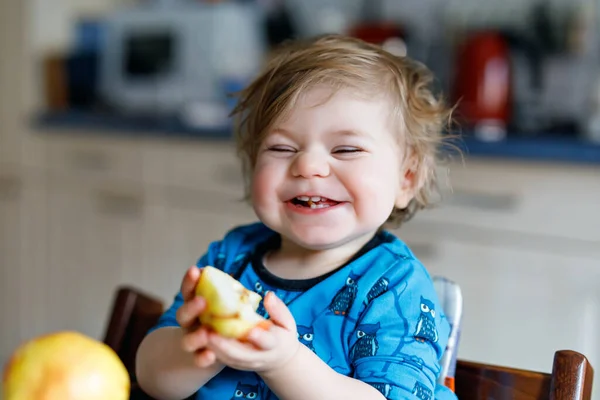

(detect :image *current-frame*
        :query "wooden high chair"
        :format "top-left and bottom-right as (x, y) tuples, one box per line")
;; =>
(103, 286), (164, 382)
(455, 350), (594, 400)
(104, 286), (594, 400)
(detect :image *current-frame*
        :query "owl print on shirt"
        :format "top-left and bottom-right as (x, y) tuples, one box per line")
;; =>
(350, 322), (380, 362)
(414, 296), (438, 343)
(297, 325), (316, 353)
(230, 382), (259, 399)
(328, 272), (359, 316)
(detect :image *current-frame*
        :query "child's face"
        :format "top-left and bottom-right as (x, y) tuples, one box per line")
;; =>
(251, 86), (413, 251)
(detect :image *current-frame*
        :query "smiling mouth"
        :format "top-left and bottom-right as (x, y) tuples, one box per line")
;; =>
(289, 195), (341, 209)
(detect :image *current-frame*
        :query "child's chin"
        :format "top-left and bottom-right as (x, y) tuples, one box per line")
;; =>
(288, 230), (352, 250)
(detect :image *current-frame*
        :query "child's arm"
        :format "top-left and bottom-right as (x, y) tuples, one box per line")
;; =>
(136, 326), (225, 399)
(260, 345), (386, 400)
(136, 266), (226, 399)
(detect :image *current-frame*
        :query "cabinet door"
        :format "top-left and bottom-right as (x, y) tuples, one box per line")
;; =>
(43, 178), (146, 341)
(411, 239), (600, 377)
(143, 140), (244, 197)
(143, 188), (257, 303)
(0, 169), (48, 365)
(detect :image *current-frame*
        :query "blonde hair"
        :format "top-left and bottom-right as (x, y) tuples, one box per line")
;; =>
(230, 34), (456, 229)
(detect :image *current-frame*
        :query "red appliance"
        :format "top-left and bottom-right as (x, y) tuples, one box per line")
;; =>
(452, 31), (512, 138)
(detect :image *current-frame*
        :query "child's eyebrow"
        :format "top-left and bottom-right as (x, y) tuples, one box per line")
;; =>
(269, 128), (293, 136)
(332, 129), (374, 140)
(268, 127), (374, 141)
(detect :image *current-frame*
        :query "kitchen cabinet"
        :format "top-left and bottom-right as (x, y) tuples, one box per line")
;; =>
(1, 126), (599, 396)
(44, 134), (145, 183)
(144, 184), (257, 303)
(419, 158), (600, 243)
(43, 177), (139, 340)
(1, 170), (149, 348)
(0, 167), (49, 365)
(408, 238), (600, 379)
(141, 138), (246, 197)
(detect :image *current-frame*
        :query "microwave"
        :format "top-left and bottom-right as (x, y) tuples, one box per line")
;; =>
(98, 2), (267, 127)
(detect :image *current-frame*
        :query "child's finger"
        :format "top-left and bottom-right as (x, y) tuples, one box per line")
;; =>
(176, 296), (205, 328)
(264, 292), (296, 331)
(181, 325), (209, 352)
(207, 333), (259, 364)
(246, 327), (276, 350)
(193, 349), (217, 368)
(181, 266), (201, 300)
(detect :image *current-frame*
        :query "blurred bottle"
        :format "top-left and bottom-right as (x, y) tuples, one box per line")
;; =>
(452, 31), (511, 142)
(349, 0), (406, 56)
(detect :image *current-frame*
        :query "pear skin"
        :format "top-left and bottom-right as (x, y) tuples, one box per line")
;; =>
(3, 331), (130, 400)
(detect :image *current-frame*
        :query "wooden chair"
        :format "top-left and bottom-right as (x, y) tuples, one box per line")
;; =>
(103, 286), (165, 383)
(455, 350), (594, 400)
(105, 286), (594, 400)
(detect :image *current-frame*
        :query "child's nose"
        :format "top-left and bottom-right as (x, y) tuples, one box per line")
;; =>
(291, 151), (330, 178)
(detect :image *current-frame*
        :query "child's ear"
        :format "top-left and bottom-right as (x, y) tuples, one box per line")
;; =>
(395, 156), (418, 209)
(395, 169), (416, 209)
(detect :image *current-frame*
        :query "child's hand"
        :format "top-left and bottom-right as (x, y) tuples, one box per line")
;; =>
(175, 266), (219, 369)
(205, 291), (301, 374)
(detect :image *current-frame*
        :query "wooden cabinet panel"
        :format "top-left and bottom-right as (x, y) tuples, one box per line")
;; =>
(44, 134), (144, 182)
(389, 236), (600, 386)
(418, 158), (600, 243)
(144, 140), (245, 196)
(0, 169), (48, 365)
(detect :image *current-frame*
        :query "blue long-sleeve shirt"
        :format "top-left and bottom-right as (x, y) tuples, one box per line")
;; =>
(148, 222), (457, 400)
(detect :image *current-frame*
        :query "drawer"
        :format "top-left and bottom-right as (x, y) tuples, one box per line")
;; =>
(415, 158), (600, 243)
(144, 139), (245, 196)
(44, 133), (144, 182)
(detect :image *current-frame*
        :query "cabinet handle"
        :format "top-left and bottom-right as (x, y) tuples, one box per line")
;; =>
(0, 176), (21, 201)
(95, 191), (143, 217)
(446, 189), (519, 212)
(68, 150), (111, 172)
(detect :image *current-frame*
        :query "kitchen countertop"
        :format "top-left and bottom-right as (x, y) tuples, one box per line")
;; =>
(33, 110), (600, 165)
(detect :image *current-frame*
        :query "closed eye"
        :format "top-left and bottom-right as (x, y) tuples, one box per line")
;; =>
(333, 147), (363, 154)
(267, 146), (296, 153)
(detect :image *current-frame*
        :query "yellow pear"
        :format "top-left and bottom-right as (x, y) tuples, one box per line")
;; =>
(3, 331), (130, 400)
(195, 266), (271, 339)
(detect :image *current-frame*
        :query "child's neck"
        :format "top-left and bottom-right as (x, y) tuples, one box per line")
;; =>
(262, 233), (376, 281)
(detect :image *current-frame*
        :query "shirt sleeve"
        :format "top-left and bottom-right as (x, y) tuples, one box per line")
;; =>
(350, 259), (454, 400)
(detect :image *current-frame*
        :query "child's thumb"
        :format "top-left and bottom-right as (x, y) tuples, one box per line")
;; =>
(264, 291), (295, 331)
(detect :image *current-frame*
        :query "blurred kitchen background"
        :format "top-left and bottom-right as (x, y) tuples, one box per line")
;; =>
(1, 0), (600, 397)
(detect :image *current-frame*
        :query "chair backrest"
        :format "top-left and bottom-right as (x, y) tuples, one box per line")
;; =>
(455, 350), (594, 400)
(103, 285), (165, 381)
(106, 286), (593, 400)
(433, 275), (463, 392)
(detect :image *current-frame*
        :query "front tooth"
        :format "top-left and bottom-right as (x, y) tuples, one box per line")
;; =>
(297, 196), (310, 201)
(310, 196), (322, 202)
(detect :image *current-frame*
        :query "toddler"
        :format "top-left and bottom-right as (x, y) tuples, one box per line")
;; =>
(136, 34), (457, 400)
